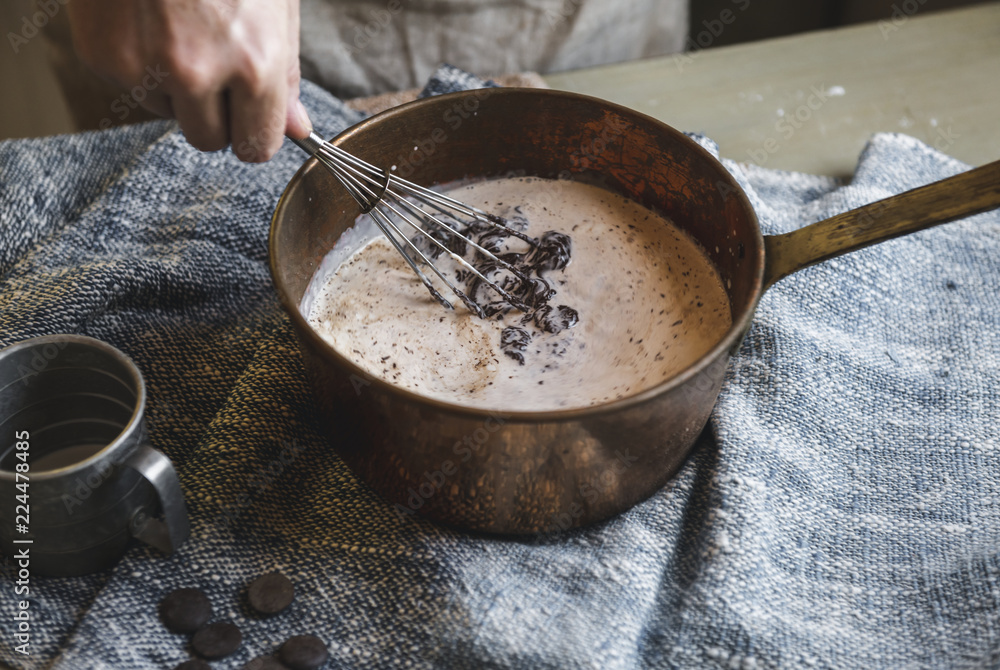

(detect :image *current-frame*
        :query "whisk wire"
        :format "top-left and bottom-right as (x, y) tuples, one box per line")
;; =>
(391, 178), (538, 247)
(293, 132), (537, 317)
(315, 144), (387, 213)
(387, 196), (531, 312)
(365, 208), (456, 310)
(294, 131), (535, 316)
(371, 200), (490, 317)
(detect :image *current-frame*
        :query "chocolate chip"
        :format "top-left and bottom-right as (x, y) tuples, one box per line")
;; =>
(516, 277), (555, 308)
(533, 304), (579, 334)
(529, 230), (572, 273)
(242, 656), (289, 670)
(476, 230), (509, 253)
(500, 326), (531, 365)
(420, 201), (578, 365)
(192, 622), (242, 659)
(160, 588), (213, 634)
(247, 572), (295, 615)
(174, 661), (212, 670)
(279, 634), (329, 670)
(507, 213), (530, 232)
(415, 214), (467, 259)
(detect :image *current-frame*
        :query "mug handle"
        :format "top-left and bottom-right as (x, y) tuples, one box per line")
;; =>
(125, 444), (190, 555)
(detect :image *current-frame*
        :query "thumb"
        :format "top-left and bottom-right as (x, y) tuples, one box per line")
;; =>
(286, 93), (312, 139)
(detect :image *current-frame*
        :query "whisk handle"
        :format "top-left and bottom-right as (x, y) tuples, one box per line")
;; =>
(289, 130), (327, 157)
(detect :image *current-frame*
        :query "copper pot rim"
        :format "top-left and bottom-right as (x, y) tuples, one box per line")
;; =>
(270, 88), (766, 422)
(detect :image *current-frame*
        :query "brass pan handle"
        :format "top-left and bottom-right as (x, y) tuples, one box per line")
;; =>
(763, 160), (1000, 289)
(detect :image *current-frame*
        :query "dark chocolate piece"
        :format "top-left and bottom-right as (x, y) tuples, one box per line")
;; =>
(174, 661), (212, 670)
(192, 622), (243, 659)
(247, 571), (295, 616)
(534, 305), (580, 334)
(476, 230), (509, 253)
(242, 656), (290, 670)
(410, 202), (580, 366)
(528, 231), (572, 273)
(516, 277), (555, 309)
(160, 588), (213, 634)
(500, 326), (532, 365)
(506, 213), (530, 231)
(279, 634), (330, 670)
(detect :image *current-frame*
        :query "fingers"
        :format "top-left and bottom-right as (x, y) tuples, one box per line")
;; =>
(285, 97), (312, 142)
(171, 89), (230, 152)
(68, 0), (302, 162)
(158, 49), (235, 153)
(224, 0), (300, 162)
(137, 89), (174, 120)
(229, 65), (287, 163)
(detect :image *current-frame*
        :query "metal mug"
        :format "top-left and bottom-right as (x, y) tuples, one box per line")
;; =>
(0, 335), (188, 576)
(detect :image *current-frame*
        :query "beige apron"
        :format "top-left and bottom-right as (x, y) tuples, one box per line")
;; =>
(300, 0), (687, 97)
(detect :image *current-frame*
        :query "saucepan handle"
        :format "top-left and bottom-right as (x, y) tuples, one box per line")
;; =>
(125, 444), (190, 555)
(762, 160), (1000, 289)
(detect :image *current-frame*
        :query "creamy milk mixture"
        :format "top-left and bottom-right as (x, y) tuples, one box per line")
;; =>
(306, 177), (731, 411)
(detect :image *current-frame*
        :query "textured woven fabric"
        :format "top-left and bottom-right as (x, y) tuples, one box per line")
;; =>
(1, 65), (999, 669)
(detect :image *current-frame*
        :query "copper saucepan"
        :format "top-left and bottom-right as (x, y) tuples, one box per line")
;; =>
(269, 89), (1000, 534)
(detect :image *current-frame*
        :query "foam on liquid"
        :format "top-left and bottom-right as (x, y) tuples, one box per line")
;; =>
(306, 177), (731, 411)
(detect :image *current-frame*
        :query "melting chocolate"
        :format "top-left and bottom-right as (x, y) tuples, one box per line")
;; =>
(500, 326), (531, 364)
(411, 210), (578, 364)
(529, 231), (573, 273)
(413, 213), (467, 259)
(532, 304), (580, 334)
(307, 176), (734, 412)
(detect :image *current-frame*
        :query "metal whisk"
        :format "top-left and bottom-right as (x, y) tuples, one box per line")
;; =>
(291, 131), (536, 318)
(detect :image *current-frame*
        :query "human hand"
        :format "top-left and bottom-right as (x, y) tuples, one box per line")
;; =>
(67, 0), (311, 163)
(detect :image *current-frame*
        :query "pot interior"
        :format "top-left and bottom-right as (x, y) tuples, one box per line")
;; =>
(271, 88), (764, 393)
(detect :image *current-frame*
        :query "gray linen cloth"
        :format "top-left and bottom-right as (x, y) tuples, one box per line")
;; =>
(1, 66), (998, 669)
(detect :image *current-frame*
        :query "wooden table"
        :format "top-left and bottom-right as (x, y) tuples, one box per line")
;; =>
(545, 3), (1000, 177)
